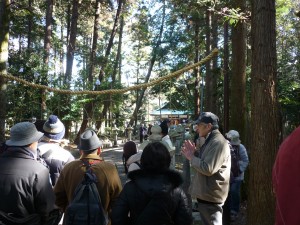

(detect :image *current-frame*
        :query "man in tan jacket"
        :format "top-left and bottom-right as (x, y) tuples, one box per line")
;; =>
(182, 112), (231, 225)
(54, 129), (122, 224)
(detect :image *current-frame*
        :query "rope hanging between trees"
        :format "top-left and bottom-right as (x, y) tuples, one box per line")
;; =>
(0, 48), (218, 95)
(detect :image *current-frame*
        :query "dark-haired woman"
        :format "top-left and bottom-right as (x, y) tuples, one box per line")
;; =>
(112, 141), (193, 225)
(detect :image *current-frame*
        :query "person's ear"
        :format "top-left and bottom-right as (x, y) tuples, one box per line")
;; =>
(97, 147), (101, 155)
(79, 150), (84, 155)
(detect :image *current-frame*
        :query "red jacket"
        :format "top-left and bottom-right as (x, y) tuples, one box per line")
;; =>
(273, 126), (300, 225)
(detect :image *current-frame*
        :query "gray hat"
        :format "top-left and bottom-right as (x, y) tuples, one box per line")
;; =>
(195, 112), (219, 125)
(78, 129), (102, 151)
(6, 122), (44, 146)
(226, 130), (241, 145)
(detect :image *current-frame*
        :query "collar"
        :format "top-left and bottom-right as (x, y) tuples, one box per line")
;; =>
(80, 154), (103, 161)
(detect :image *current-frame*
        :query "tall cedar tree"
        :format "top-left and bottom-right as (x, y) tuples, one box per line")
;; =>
(248, 0), (281, 224)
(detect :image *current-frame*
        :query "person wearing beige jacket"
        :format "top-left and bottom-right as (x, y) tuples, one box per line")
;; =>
(182, 112), (231, 225)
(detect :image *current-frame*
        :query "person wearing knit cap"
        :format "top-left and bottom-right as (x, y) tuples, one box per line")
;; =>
(38, 115), (75, 186)
(0, 122), (57, 224)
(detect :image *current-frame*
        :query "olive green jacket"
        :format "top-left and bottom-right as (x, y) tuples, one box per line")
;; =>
(54, 154), (122, 223)
(189, 129), (231, 204)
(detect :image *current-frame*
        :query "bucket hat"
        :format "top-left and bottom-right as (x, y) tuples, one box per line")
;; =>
(78, 129), (102, 151)
(226, 130), (241, 145)
(6, 122), (44, 146)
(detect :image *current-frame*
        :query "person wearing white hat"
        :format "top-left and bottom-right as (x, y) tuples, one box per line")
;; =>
(225, 130), (249, 222)
(38, 115), (75, 186)
(0, 122), (57, 224)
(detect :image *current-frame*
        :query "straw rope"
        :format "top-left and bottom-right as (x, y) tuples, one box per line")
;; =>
(0, 48), (218, 95)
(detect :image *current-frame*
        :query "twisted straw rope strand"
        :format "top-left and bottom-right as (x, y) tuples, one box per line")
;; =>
(0, 48), (218, 95)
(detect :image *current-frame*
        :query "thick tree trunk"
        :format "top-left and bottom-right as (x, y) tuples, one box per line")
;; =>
(230, 0), (247, 142)
(204, 8), (212, 112)
(112, 15), (124, 82)
(223, 21), (229, 133)
(65, 0), (79, 83)
(64, 0), (80, 138)
(248, 0), (281, 224)
(193, 21), (200, 116)
(0, 0), (10, 143)
(41, 0), (54, 119)
(211, 11), (219, 115)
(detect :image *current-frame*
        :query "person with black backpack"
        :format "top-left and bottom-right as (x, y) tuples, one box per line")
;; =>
(54, 129), (122, 225)
(225, 130), (249, 222)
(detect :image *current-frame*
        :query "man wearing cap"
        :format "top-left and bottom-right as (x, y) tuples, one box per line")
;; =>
(54, 129), (122, 224)
(181, 112), (231, 225)
(225, 130), (249, 221)
(0, 122), (56, 224)
(38, 114), (75, 186)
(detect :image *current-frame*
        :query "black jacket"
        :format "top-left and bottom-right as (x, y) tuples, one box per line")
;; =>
(0, 147), (56, 224)
(112, 169), (193, 225)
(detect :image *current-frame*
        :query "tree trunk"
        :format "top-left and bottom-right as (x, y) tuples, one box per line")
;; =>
(204, 8), (212, 111)
(65, 0), (79, 83)
(223, 21), (229, 133)
(230, 0), (247, 142)
(88, 0), (100, 82)
(98, 0), (123, 82)
(27, 0), (33, 50)
(74, 0), (101, 144)
(210, 10), (219, 115)
(0, 0), (10, 143)
(128, 0), (166, 126)
(112, 14), (124, 82)
(95, 0), (123, 131)
(193, 20), (200, 116)
(41, 0), (54, 119)
(64, 0), (80, 138)
(248, 0), (280, 224)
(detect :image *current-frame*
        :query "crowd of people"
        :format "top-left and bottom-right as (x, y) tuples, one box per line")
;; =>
(0, 111), (295, 225)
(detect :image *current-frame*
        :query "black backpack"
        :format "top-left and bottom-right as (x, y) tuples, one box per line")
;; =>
(230, 144), (241, 178)
(65, 160), (109, 225)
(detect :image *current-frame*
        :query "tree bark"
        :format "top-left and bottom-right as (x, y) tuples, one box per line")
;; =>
(0, 0), (10, 142)
(210, 10), (219, 115)
(223, 21), (229, 133)
(230, 0), (247, 142)
(65, 0), (79, 84)
(64, 0), (80, 138)
(112, 14), (124, 82)
(193, 20), (200, 116)
(41, 0), (54, 119)
(27, 0), (33, 50)
(204, 8), (212, 112)
(248, 0), (281, 224)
